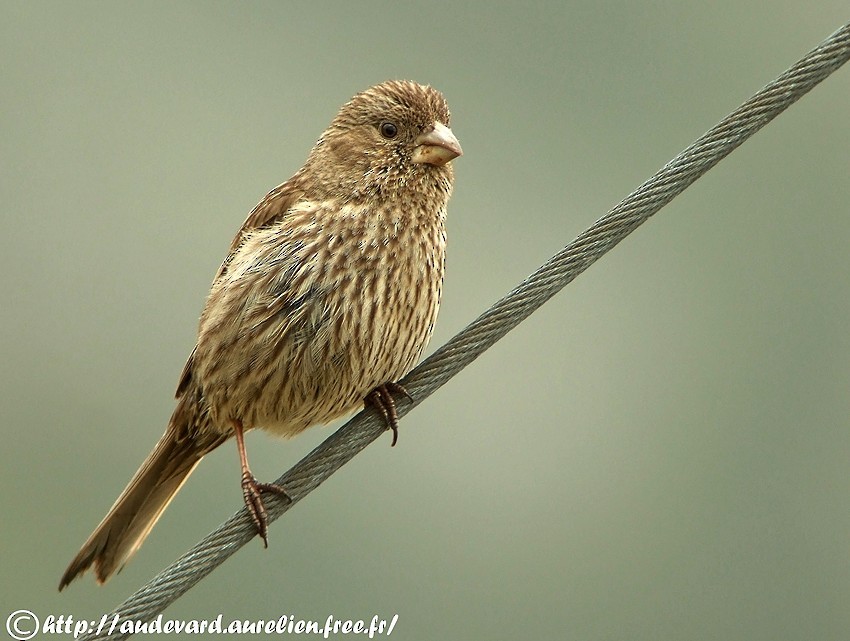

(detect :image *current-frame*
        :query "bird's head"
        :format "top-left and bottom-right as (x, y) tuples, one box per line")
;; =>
(306, 80), (462, 201)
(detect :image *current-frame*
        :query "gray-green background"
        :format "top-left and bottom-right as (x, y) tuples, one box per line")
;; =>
(3, 3), (849, 639)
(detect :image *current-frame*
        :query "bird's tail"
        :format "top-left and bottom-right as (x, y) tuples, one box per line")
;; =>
(59, 401), (226, 590)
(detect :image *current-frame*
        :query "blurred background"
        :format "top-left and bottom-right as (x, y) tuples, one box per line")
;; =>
(2, 2), (849, 639)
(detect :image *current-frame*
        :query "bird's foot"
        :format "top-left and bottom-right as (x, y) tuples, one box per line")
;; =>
(366, 382), (413, 447)
(241, 472), (290, 547)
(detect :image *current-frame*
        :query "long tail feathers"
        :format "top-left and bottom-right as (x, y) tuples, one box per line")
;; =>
(59, 416), (225, 590)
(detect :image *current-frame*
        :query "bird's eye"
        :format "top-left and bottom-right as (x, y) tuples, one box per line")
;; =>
(379, 122), (398, 139)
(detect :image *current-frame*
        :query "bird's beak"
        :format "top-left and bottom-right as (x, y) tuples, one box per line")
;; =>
(411, 122), (463, 166)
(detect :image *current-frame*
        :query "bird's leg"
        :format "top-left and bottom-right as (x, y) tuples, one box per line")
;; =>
(365, 382), (413, 447)
(232, 419), (290, 547)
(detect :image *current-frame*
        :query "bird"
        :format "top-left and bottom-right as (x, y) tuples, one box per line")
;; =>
(59, 80), (462, 590)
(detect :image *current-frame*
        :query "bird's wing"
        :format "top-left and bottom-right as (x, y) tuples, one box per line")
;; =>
(222, 177), (306, 277)
(176, 176), (305, 399)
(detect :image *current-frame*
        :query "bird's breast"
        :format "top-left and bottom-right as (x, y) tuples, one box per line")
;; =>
(316, 199), (447, 385)
(194, 198), (447, 438)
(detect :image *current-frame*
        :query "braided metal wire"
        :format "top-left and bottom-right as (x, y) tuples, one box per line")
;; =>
(79, 22), (850, 640)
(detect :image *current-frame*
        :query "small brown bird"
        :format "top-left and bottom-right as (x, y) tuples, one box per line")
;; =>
(59, 80), (461, 589)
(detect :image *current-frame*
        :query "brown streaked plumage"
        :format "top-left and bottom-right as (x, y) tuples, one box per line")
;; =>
(59, 80), (461, 590)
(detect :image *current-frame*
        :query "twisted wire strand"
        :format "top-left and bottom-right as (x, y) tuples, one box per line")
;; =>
(80, 22), (850, 639)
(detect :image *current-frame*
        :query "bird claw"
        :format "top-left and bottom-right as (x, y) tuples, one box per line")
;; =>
(241, 472), (290, 547)
(366, 382), (412, 447)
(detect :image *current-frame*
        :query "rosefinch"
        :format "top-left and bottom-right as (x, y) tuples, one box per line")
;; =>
(59, 80), (461, 589)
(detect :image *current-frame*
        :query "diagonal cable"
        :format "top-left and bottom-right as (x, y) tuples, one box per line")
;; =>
(78, 21), (850, 640)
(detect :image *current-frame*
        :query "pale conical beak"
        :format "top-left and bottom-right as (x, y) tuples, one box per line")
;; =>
(411, 121), (462, 166)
